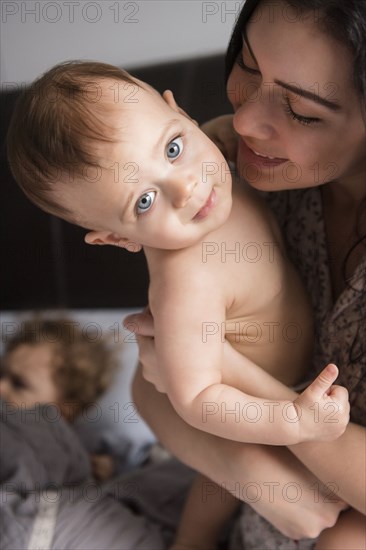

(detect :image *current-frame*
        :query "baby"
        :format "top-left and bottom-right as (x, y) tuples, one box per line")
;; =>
(7, 61), (352, 546)
(7, 61), (350, 447)
(0, 318), (118, 482)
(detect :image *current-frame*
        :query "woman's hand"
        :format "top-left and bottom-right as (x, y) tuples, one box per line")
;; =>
(132, 367), (347, 540)
(124, 307), (154, 337)
(123, 308), (167, 392)
(200, 114), (238, 163)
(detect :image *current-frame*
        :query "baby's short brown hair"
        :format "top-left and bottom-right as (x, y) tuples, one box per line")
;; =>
(7, 60), (138, 222)
(3, 318), (118, 418)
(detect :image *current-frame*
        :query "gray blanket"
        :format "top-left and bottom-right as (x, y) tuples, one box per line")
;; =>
(0, 400), (194, 550)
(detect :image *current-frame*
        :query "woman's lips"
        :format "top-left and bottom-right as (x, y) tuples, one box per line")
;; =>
(239, 139), (288, 168)
(194, 189), (216, 220)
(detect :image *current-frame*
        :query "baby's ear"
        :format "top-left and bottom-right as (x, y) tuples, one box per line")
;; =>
(84, 231), (142, 252)
(162, 90), (198, 125)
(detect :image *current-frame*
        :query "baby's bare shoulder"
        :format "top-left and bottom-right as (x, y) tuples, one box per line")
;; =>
(149, 245), (220, 297)
(228, 178), (285, 250)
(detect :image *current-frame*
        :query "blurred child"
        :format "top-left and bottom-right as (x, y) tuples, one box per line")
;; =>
(0, 318), (118, 482)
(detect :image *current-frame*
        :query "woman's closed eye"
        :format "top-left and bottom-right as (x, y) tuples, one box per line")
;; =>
(136, 191), (156, 215)
(283, 97), (321, 127)
(236, 52), (261, 75)
(236, 50), (321, 127)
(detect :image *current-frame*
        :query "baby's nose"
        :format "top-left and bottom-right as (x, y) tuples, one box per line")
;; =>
(169, 177), (196, 208)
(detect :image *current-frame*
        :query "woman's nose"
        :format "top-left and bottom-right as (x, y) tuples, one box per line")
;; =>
(228, 74), (277, 140)
(233, 97), (275, 140)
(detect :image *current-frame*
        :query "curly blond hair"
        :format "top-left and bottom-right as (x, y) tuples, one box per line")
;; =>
(3, 317), (118, 418)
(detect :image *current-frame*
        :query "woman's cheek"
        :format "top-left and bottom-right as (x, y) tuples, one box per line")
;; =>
(226, 69), (238, 110)
(226, 66), (252, 110)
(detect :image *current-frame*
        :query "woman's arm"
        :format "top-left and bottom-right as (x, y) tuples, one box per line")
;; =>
(223, 341), (365, 514)
(132, 364), (347, 540)
(127, 311), (363, 525)
(290, 423), (366, 514)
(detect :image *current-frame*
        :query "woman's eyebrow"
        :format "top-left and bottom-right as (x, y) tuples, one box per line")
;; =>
(242, 32), (341, 112)
(274, 80), (341, 111)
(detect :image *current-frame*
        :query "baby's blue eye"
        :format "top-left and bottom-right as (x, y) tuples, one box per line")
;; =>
(136, 191), (156, 214)
(166, 137), (183, 159)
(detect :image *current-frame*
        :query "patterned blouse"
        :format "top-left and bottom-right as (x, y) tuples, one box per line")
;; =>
(232, 186), (366, 549)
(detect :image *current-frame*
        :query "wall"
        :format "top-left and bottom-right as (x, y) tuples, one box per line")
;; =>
(0, 0), (243, 86)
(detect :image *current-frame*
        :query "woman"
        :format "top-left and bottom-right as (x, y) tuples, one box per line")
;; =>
(129, 0), (366, 547)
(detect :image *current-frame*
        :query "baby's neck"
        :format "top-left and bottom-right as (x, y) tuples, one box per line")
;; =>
(143, 242), (190, 268)
(142, 234), (209, 277)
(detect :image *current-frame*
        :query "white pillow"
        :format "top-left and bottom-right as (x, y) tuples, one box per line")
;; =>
(1, 309), (156, 471)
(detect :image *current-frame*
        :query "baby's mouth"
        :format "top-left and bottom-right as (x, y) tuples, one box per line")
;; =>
(193, 189), (216, 220)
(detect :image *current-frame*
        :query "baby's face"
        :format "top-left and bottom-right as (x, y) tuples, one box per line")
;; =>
(56, 79), (233, 251)
(0, 344), (60, 408)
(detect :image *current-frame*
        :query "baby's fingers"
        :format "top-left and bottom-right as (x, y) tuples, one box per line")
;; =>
(328, 385), (350, 413)
(324, 386), (350, 436)
(306, 364), (339, 398)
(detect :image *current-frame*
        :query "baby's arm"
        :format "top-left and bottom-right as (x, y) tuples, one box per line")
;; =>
(151, 268), (349, 446)
(170, 474), (239, 550)
(176, 363), (349, 445)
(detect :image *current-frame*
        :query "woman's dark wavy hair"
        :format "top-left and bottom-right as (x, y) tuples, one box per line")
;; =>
(225, 0), (366, 367)
(225, 0), (366, 115)
(225, 0), (366, 281)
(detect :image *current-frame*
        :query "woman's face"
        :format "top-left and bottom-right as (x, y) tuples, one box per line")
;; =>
(227, 1), (366, 191)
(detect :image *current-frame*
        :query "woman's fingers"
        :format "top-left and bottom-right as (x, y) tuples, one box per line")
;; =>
(135, 334), (167, 392)
(123, 309), (155, 336)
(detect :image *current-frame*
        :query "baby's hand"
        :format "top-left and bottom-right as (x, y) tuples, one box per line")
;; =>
(200, 114), (238, 163)
(295, 364), (350, 442)
(91, 453), (115, 482)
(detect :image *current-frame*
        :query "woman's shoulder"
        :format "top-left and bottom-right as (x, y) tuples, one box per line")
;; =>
(257, 187), (321, 229)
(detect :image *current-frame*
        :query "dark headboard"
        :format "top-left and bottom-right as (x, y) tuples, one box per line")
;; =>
(0, 54), (231, 310)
